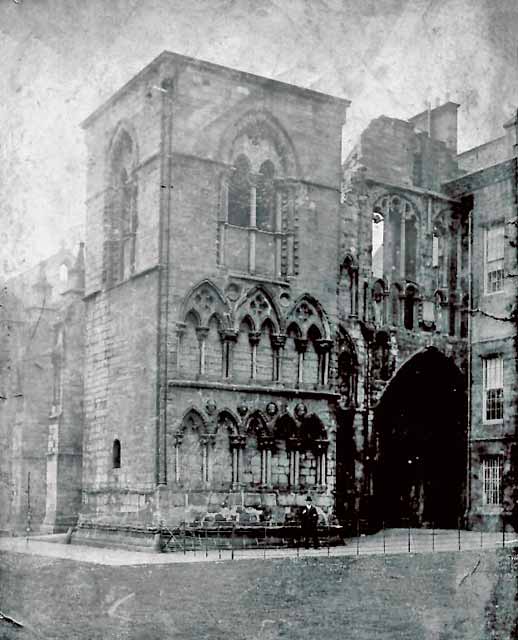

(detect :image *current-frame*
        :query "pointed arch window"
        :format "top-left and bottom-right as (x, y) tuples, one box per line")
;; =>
(106, 129), (138, 286)
(220, 130), (294, 279)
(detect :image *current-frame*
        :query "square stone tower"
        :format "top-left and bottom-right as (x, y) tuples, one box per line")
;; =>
(79, 51), (349, 544)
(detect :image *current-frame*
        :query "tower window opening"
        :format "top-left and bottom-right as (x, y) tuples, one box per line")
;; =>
(112, 439), (121, 469)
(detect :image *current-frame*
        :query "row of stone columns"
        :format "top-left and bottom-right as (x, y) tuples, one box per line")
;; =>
(178, 326), (333, 385)
(173, 432), (329, 489)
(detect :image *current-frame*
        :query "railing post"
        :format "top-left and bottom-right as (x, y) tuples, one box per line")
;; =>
(432, 522), (435, 552)
(356, 519), (360, 557)
(458, 518), (461, 551)
(263, 526), (267, 560)
(407, 520), (411, 553)
(382, 520), (386, 555)
(205, 526), (208, 558)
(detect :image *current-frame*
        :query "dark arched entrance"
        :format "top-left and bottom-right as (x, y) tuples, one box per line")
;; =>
(372, 346), (466, 529)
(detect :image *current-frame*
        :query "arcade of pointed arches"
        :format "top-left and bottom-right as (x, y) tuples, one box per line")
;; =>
(172, 405), (330, 491)
(367, 193), (468, 336)
(175, 281), (339, 389)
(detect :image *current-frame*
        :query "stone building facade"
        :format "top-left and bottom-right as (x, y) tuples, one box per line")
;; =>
(78, 51), (351, 541)
(343, 103), (517, 532)
(446, 117), (518, 531)
(341, 102), (470, 529)
(0, 246), (85, 534)
(1, 52), (515, 542)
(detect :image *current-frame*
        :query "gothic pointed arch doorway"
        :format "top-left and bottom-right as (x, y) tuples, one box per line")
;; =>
(372, 346), (466, 529)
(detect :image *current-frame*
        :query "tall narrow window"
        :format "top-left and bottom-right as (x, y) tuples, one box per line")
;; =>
(389, 284), (401, 326)
(228, 154), (251, 226)
(404, 207), (417, 282)
(485, 225), (505, 294)
(372, 280), (385, 325)
(483, 355), (504, 422)
(256, 160), (276, 231)
(112, 439), (121, 469)
(432, 225), (448, 288)
(107, 129), (138, 286)
(371, 211), (384, 279)
(59, 263), (68, 284)
(373, 194), (419, 282)
(448, 296), (456, 337)
(482, 456), (503, 505)
(404, 286), (417, 330)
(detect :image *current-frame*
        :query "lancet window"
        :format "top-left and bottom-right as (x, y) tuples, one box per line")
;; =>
(105, 128), (138, 286)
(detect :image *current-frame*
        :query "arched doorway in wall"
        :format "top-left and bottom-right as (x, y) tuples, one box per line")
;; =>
(372, 346), (466, 529)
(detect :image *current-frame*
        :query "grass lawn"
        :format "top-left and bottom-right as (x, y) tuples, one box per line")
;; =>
(0, 549), (517, 639)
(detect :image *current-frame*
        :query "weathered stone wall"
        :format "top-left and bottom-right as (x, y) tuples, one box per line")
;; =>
(80, 52), (348, 531)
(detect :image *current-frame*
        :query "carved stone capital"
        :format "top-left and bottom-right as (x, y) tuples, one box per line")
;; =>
(248, 331), (262, 347)
(175, 322), (187, 337)
(315, 339), (333, 354)
(294, 337), (308, 353)
(313, 438), (329, 452)
(287, 436), (302, 451)
(258, 435), (274, 451)
(195, 326), (210, 342)
(230, 434), (246, 449)
(220, 329), (239, 343)
(271, 333), (287, 349)
(199, 433), (215, 446)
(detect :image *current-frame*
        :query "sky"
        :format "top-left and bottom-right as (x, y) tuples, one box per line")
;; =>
(1, 0), (517, 276)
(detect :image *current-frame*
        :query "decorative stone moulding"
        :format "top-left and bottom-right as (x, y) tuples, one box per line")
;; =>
(236, 403), (249, 417)
(265, 402), (278, 417)
(205, 400), (217, 415)
(294, 402), (307, 419)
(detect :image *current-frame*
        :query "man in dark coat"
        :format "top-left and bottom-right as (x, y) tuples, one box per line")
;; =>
(300, 496), (319, 549)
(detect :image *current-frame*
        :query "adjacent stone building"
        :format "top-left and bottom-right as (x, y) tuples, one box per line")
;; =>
(343, 103), (517, 532)
(0, 246), (85, 534)
(446, 116), (518, 530)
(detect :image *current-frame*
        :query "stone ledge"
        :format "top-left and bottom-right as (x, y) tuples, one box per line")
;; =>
(168, 378), (340, 399)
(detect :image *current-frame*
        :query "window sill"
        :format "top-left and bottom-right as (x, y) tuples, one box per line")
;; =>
(225, 223), (281, 236)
